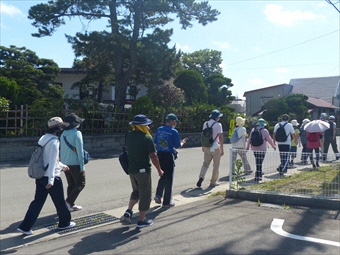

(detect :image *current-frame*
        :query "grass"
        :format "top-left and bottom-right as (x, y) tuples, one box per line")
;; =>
(249, 164), (340, 196)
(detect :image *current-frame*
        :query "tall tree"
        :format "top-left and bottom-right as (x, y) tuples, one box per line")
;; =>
(182, 49), (223, 79)
(28, 0), (220, 109)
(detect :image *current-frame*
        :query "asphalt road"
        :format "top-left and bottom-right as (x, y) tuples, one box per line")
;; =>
(1, 144), (340, 254)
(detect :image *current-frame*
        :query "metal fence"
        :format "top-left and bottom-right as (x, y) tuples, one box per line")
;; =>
(229, 141), (340, 200)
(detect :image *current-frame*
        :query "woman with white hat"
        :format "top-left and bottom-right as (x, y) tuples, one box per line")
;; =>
(300, 119), (310, 164)
(289, 119), (300, 167)
(231, 116), (252, 175)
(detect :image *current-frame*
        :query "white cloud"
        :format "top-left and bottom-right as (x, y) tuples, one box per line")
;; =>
(212, 41), (230, 49)
(0, 2), (23, 16)
(264, 4), (318, 26)
(275, 67), (289, 73)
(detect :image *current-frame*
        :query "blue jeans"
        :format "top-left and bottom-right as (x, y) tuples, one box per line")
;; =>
(18, 176), (71, 231)
(156, 152), (175, 206)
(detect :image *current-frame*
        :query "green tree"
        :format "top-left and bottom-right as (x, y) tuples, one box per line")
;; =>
(28, 0), (220, 109)
(0, 77), (19, 106)
(204, 73), (235, 106)
(261, 94), (309, 122)
(182, 49), (223, 78)
(174, 70), (208, 105)
(0, 45), (61, 107)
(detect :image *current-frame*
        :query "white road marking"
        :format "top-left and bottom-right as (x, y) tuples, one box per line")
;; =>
(271, 218), (340, 247)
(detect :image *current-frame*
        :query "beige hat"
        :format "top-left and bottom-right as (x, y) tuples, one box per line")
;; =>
(291, 119), (299, 126)
(302, 118), (310, 125)
(48, 117), (69, 128)
(236, 116), (245, 126)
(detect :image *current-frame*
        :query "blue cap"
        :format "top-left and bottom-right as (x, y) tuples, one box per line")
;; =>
(209, 110), (223, 120)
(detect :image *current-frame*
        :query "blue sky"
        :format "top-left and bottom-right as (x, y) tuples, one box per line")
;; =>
(1, 1), (339, 98)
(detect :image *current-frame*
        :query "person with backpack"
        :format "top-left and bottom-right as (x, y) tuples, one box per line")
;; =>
(289, 119), (300, 167)
(196, 109), (224, 188)
(273, 114), (298, 175)
(154, 113), (188, 208)
(17, 117), (76, 235)
(246, 118), (276, 181)
(306, 131), (323, 168)
(300, 119), (310, 164)
(231, 116), (252, 175)
(60, 113), (87, 212)
(322, 115), (340, 161)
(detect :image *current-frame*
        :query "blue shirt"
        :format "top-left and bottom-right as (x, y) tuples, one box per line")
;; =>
(154, 125), (181, 154)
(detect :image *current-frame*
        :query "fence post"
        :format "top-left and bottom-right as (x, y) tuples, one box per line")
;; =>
(229, 147), (233, 190)
(20, 105), (23, 135)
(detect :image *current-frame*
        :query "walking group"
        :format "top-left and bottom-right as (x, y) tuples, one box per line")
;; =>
(231, 113), (339, 183)
(17, 110), (338, 233)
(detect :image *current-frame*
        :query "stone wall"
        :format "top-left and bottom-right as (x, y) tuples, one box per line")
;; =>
(0, 132), (229, 163)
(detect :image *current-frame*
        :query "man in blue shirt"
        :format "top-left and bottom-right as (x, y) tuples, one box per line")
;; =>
(154, 113), (187, 208)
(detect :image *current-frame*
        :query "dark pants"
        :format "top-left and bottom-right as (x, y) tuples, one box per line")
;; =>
(307, 147), (320, 165)
(156, 152), (175, 206)
(301, 143), (308, 163)
(323, 137), (339, 160)
(253, 151), (266, 178)
(278, 144), (290, 172)
(64, 165), (86, 206)
(18, 176), (71, 231)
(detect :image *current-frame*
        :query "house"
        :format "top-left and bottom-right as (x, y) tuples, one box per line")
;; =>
(54, 68), (147, 105)
(243, 76), (340, 120)
(243, 83), (293, 117)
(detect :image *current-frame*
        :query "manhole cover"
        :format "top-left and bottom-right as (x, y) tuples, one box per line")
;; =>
(46, 213), (119, 234)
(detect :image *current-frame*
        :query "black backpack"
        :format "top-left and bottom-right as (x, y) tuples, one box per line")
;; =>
(201, 122), (218, 147)
(251, 128), (263, 146)
(275, 123), (288, 142)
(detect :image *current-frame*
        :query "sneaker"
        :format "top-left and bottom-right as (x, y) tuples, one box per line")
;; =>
(245, 170), (253, 175)
(66, 202), (74, 212)
(17, 228), (33, 235)
(58, 221), (76, 230)
(137, 218), (153, 228)
(123, 209), (133, 224)
(254, 177), (262, 182)
(72, 205), (82, 211)
(316, 163), (320, 167)
(196, 177), (203, 188)
(162, 203), (175, 208)
(209, 182), (220, 187)
(154, 195), (162, 204)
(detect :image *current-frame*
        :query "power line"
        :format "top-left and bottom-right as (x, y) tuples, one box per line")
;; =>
(325, 0), (340, 13)
(227, 29), (339, 66)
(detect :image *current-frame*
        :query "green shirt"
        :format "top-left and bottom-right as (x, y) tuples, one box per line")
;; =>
(127, 130), (156, 174)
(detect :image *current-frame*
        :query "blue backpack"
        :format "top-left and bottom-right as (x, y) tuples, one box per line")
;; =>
(230, 127), (241, 143)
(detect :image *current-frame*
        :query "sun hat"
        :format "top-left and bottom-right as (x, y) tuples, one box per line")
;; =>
(235, 116), (245, 126)
(282, 114), (289, 121)
(320, 113), (327, 120)
(209, 109), (223, 120)
(64, 113), (85, 130)
(329, 115), (335, 120)
(257, 118), (267, 127)
(48, 117), (69, 129)
(291, 119), (299, 126)
(129, 114), (152, 126)
(166, 113), (180, 123)
(302, 118), (310, 125)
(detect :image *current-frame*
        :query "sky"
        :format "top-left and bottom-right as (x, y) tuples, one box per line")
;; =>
(1, 0), (339, 99)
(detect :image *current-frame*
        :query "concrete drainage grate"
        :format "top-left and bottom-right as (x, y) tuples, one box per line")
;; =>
(46, 213), (119, 235)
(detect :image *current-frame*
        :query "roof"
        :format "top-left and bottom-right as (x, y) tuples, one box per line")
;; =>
(307, 96), (339, 109)
(290, 76), (340, 105)
(243, 83), (292, 96)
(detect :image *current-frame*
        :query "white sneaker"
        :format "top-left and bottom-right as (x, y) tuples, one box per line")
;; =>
(72, 205), (82, 211)
(66, 202), (74, 212)
(58, 221), (76, 230)
(17, 228), (33, 235)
